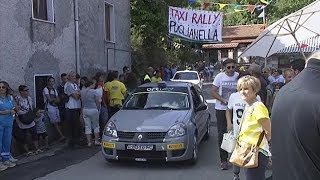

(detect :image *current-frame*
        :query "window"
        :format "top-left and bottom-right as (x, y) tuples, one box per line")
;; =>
(34, 74), (53, 109)
(32, 0), (55, 22)
(124, 92), (190, 110)
(278, 57), (290, 69)
(105, 3), (115, 42)
(173, 72), (198, 80)
(221, 49), (229, 58)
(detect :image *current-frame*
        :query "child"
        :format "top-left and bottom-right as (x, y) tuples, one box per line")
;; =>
(34, 109), (49, 149)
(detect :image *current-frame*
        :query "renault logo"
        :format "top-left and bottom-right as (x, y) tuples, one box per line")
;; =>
(137, 134), (143, 141)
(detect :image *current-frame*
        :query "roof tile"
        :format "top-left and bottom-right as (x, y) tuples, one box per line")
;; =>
(223, 24), (265, 38)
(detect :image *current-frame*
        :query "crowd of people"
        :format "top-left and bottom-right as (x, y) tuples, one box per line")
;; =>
(0, 66), (140, 171)
(1, 53), (317, 179)
(0, 62), (189, 171)
(211, 57), (306, 180)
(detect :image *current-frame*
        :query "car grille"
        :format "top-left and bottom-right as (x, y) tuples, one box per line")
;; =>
(146, 132), (166, 139)
(117, 150), (166, 161)
(117, 132), (167, 142)
(117, 131), (135, 139)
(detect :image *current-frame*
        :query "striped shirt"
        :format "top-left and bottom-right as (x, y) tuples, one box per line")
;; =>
(34, 114), (47, 134)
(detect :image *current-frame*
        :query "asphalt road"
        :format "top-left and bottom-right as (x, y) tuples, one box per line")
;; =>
(0, 84), (271, 180)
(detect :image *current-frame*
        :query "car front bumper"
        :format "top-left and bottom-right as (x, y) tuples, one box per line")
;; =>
(101, 135), (193, 162)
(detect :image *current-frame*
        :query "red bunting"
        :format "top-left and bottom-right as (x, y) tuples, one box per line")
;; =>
(248, 5), (256, 13)
(300, 43), (308, 48)
(203, 2), (210, 9)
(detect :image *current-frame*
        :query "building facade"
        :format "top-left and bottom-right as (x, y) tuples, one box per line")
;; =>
(0, 0), (131, 108)
(202, 24), (265, 64)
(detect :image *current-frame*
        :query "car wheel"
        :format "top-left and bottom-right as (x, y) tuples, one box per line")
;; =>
(203, 117), (210, 141)
(188, 134), (198, 165)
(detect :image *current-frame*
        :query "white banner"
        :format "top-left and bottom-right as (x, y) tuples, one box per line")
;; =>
(168, 6), (223, 42)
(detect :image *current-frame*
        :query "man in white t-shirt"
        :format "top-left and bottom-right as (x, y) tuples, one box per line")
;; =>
(211, 58), (239, 170)
(227, 90), (261, 179)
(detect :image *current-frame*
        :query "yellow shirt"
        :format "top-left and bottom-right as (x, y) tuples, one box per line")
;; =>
(238, 101), (271, 156)
(151, 76), (162, 83)
(104, 80), (127, 107)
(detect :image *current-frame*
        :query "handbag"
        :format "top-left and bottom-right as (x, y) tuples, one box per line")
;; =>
(221, 131), (237, 153)
(229, 131), (265, 168)
(18, 110), (36, 125)
(229, 102), (265, 168)
(18, 98), (36, 125)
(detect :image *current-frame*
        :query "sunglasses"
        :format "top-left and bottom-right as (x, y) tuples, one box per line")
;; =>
(23, 89), (29, 91)
(0, 86), (6, 89)
(262, 71), (268, 73)
(226, 66), (235, 70)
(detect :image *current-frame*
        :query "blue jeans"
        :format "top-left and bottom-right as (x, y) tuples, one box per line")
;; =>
(0, 126), (13, 161)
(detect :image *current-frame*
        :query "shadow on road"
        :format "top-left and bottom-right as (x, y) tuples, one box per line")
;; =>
(0, 147), (100, 180)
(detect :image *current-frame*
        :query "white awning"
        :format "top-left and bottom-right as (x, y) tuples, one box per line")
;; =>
(277, 36), (320, 53)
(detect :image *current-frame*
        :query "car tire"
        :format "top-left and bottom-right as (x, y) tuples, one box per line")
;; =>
(188, 134), (198, 165)
(203, 117), (210, 141)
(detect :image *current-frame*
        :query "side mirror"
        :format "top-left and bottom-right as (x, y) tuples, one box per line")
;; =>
(195, 104), (207, 112)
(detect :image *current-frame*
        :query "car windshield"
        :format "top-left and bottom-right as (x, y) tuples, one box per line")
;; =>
(173, 72), (198, 80)
(123, 91), (190, 110)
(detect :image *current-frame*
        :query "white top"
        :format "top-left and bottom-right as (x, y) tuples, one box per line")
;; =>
(227, 92), (261, 137)
(213, 72), (239, 110)
(43, 87), (59, 108)
(95, 87), (103, 102)
(64, 82), (81, 109)
(15, 95), (35, 129)
(275, 75), (285, 83)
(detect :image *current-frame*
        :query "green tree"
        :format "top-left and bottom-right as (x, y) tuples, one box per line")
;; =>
(131, 0), (200, 76)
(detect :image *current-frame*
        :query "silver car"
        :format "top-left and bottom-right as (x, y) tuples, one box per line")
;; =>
(101, 82), (211, 164)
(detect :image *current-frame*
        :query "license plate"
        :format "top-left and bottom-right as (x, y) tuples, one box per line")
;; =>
(167, 143), (184, 150)
(135, 158), (147, 162)
(126, 144), (153, 151)
(103, 142), (115, 149)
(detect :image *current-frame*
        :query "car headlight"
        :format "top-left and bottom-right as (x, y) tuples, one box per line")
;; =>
(167, 123), (186, 138)
(104, 122), (118, 137)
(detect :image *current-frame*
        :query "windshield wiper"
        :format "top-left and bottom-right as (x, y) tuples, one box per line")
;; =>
(123, 107), (142, 110)
(145, 106), (179, 110)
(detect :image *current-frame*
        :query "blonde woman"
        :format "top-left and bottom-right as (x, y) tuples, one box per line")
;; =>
(236, 75), (271, 180)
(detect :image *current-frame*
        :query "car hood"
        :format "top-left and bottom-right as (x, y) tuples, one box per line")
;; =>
(171, 79), (200, 84)
(110, 110), (190, 132)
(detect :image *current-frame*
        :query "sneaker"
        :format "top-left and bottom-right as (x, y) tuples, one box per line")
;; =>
(94, 141), (101, 146)
(9, 156), (18, 163)
(3, 161), (16, 168)
(35, 149), (44, 154)
(0, 162), (7, 171)
(220, 161), (229, 170)
(233, 175), (240, 180)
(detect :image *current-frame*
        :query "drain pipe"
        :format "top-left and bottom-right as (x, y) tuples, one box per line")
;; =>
(74, 0), (80, 74)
